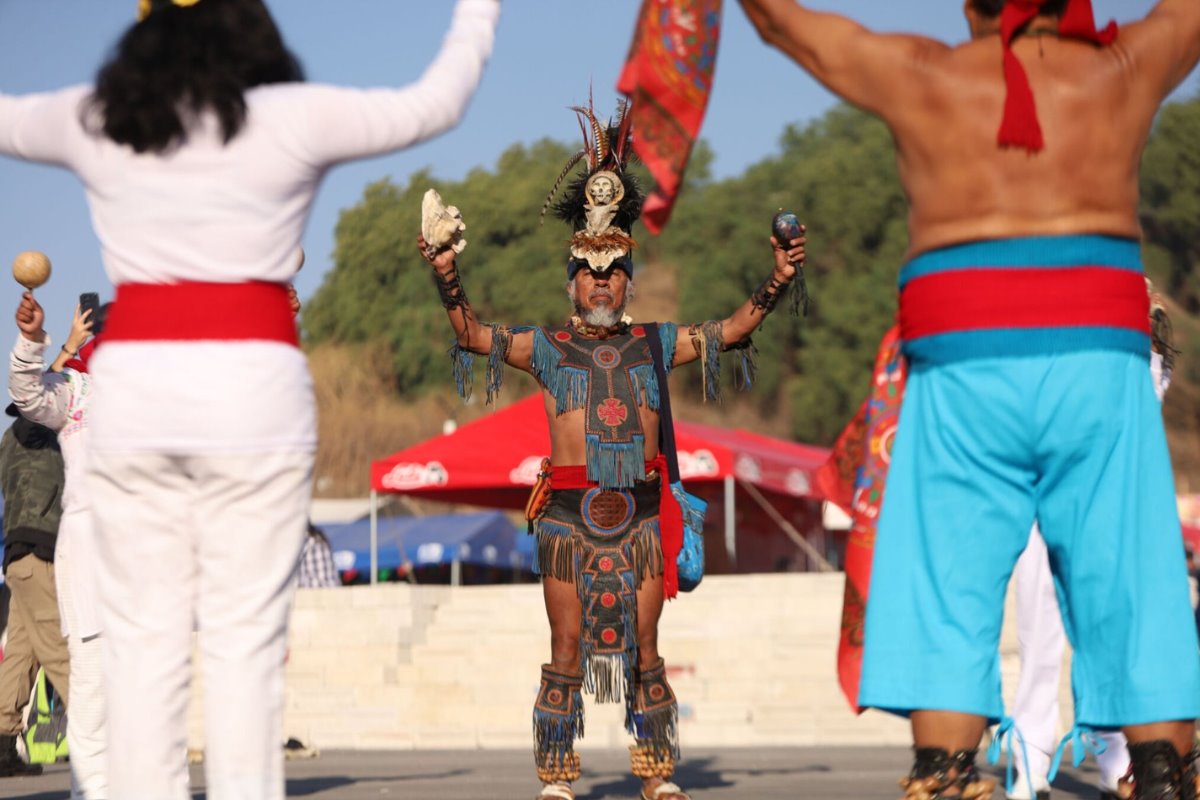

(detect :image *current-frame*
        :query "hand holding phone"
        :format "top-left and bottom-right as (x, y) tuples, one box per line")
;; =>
(79, 292), (102, 336)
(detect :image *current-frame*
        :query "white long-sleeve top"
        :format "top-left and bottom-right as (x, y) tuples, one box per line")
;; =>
(0, 0), (500, 453)
(9, 333), (102, 637)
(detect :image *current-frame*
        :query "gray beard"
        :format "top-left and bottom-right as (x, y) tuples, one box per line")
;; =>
(580, 304), (622, 328)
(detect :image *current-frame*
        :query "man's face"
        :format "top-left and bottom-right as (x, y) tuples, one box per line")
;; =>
(569, 267), (632, 327)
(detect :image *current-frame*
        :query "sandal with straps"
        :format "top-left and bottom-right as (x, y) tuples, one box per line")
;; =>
(536, 783), (575, 800)
(641, 781), (691, 800)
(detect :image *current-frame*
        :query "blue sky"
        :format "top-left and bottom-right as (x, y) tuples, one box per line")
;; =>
(0, 0), (1194, 342)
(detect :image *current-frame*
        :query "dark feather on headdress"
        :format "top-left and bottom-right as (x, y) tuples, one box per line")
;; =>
(552, 169), (643, 233)
(540, 149), (587, 225)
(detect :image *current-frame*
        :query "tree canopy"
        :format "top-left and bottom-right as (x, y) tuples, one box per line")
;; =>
(304, 95), (1200, 451)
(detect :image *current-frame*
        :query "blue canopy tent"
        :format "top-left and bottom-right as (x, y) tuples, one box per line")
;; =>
(321, 510), (533, 584)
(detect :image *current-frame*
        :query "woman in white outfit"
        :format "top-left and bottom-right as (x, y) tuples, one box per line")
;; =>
(9, 296), (105, 799)
(0, 1), (501, 797)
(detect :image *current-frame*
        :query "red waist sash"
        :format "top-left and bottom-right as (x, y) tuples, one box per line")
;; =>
(899, 267), (1150, 342)
(102, 282), (298, 345)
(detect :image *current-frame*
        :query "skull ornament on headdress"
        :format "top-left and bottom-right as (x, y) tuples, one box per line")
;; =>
(541, 98), (644, 279)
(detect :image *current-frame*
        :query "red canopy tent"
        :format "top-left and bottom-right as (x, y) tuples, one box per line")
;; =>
(367, 395), (833, 578)
(372, 394), (827, 502)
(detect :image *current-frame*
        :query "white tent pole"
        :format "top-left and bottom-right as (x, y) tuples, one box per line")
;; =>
(738, 479), (835, 572)
(723, 475), (736, 569)
(369, 489), (379, 586)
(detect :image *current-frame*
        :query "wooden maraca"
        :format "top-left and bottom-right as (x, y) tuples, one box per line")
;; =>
(12, 251), (51, 291)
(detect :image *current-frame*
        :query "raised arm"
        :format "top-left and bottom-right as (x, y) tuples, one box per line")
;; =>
(9, 293), (72, 432)
(1119, 0), (1200, 100)
(294, 0), (501, 166)
(0, 85), (88, 167)
(672, 230), (806, 370)
(738, 0), (948, 116)
(416, 234), (533, 374)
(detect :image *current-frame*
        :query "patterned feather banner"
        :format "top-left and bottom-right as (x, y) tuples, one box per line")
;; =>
(814, 325), (907, 712)
(617, 0), (723, 235)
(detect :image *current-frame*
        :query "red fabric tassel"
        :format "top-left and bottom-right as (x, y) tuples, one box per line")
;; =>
(998, 0), (1118, 152)
(617, 0), (723, 235)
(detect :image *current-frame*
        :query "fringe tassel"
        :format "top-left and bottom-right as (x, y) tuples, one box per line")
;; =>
(583, 652), (634, 706)
(638, 704), (680, 761)
(485, 326), (513, 405)
(450, 344), (476, 402)
(585, 435), (647, 488)
(791, 269), (810, 317)
(632, 520), (665, 586)
(693, 320), (725, 403)
(531, 329), (589, 415)
(729, 338), (758, 391)
(629, 364), (660, 411)
(659, 322), (679, 373)
(535, 521), (580, 583)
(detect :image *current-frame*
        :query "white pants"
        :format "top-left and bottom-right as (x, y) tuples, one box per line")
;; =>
(1011, 527), (1130, 795)
(57, 538), (107, 800)
(88, 450), (313, 800)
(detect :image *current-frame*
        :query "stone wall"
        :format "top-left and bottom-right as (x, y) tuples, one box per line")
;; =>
(187, 573), (1071, 751)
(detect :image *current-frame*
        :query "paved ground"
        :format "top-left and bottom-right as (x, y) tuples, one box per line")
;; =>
(0, 747), (1109, 799)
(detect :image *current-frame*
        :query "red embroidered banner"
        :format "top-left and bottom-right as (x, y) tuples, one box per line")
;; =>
(814, 325), (907, 711)
(617, 0), (723, 235)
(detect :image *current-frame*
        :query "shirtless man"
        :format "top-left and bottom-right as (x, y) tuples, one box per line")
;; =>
(419, 104), (804, 800)
(738, 1), (1200, 797)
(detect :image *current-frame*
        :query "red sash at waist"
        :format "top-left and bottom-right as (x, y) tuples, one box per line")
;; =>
(102, 282), (299, 346)
(899, 267), (1150, 342)
(549, 457), (666, 490)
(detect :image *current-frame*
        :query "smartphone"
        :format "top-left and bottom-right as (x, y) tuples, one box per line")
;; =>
(79, 293), (101, 333)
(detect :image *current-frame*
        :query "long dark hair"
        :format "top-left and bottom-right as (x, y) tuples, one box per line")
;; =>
(88, 0), (305, 154)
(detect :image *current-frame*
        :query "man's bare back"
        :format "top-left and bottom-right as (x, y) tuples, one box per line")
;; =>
(740, 0), (1200, 257)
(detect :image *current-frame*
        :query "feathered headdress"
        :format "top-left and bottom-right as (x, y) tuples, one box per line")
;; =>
(542, 96), (644, 277)
(138, 0), (203, 22)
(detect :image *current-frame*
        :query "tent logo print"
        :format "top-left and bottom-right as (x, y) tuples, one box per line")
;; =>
(509, 455), (546, 486)
(380, 461), (449, 490)
(678, 449), (719, 479)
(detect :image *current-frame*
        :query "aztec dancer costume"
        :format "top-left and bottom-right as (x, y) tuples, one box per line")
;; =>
(424, 99), (803, 800)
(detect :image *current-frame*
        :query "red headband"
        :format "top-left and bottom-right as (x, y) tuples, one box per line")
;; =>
(999, 0), (1118, 152)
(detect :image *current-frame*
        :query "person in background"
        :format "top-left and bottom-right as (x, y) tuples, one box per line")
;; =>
(9, 292), (106, 799)
(0, 404), (66, 778)
(297, 524), (339, 589)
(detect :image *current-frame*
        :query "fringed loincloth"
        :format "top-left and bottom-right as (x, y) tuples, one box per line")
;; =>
(534, 478), (664, 716)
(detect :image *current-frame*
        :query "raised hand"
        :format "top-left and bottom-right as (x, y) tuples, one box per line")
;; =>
(15, 291), (46, 341)
(417, 234), (457, 274)
(770, 227), (807, 282)
(64, 303), (95, 354)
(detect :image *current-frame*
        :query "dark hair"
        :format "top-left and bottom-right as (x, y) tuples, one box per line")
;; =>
(88, 0), (304, 154)
(970, 0), (1069, 18)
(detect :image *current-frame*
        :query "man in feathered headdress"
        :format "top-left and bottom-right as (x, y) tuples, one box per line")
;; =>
(739, 0), (1200, 798)
(418, 100), (805, 800)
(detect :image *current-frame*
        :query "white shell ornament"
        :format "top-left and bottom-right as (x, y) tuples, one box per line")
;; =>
(421, 189), (467, 259)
